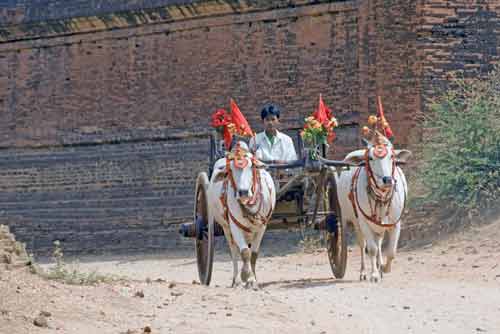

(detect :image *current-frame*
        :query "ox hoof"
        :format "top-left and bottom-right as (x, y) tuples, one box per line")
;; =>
(231, 279), (241, 288)
(370, 275), (380, 283)
(382, 262), (392, 274)
(245, 280), (259, 291)
(359, 273), (368, 281)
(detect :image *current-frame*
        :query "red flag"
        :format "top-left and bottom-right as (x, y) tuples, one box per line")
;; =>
(230, 99), (253, 137)
(313, 94), (334, 127)
(377, 96), (394, 139)
(311, 94), (337, 144)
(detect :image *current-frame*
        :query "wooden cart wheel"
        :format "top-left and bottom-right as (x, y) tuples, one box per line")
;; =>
(194, 172), (214, 285)
(325, 175), (348, 279)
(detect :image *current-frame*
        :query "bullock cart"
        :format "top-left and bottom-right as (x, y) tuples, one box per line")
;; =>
(180, 132), (355, 285)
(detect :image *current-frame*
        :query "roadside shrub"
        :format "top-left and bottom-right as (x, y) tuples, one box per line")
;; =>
(421, 66), (500, 215)
(30, 240), (121, 285)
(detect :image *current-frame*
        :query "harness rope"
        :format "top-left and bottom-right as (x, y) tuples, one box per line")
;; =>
(219, 152), (273, 234)
(348, 148), (406, 228)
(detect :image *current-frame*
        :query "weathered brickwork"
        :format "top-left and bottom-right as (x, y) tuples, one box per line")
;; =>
(358, 0), (421, 144)
(0, 0), (497, 254)
(0, 0), (210, 26)
(417, 1), (500, 111)
(0, 137), (211, 254)
(0, 2), (359, 149)
(0, 1), (364, 255)
(0, 1), (352, 42)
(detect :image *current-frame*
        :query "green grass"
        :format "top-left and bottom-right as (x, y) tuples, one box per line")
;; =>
(30, 241), (124, 286)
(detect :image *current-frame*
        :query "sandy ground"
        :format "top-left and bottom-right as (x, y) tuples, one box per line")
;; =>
(1, 219), (500, 334)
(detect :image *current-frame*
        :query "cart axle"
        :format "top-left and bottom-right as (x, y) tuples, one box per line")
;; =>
(313, 214), (338, 233)
(179, 219), (225, 239)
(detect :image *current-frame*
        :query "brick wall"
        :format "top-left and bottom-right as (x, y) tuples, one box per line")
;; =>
(0, 1), (351, 42)
(417, 1), (500, 111)
(0, 137), (210, 254)
(0, 1), (363, 254)
(0, 0), (199, 26)
(0, 0), (497, 255)
(0, 2), (359, 148)
(357, 0), (421, 146)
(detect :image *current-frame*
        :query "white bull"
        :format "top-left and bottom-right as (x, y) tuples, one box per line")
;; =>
(207, 142), (276, 289)
(336, 135), (411, 282)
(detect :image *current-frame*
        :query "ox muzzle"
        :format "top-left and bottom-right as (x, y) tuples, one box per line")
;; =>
(237, 189), (252, 205)
(382, 176), (394, 186)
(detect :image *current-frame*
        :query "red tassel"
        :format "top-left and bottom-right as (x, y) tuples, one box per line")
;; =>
(377, 96), (394, 139)
(223, 126), (233, 150)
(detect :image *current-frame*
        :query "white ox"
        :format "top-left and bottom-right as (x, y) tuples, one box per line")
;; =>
(207, 142), (276, 289)
(336, 135), (411, 282)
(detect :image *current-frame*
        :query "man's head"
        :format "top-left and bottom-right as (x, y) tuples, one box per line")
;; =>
(260, 103), (281, 135)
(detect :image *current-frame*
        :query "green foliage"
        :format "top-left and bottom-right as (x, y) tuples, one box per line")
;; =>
(31, 240), (122, 285)
(422, 66), (500, 213)
(301, 114), (338, 160)
(301, 125), (328, 146)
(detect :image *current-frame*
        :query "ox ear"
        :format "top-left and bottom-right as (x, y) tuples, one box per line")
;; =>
(212, 170), (226, 183)
(395, 149), (412, 163)
(361, 138), (373, 148)
(343, 149), (366, 166)
(253, 159), (266, 168)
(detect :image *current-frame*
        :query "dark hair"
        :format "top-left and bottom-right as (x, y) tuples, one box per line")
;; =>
(260, 103), (281, 120)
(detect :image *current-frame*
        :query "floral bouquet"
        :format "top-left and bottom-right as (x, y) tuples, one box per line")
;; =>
(210, 108), (233, 134)
(301, 95), (338, 159)
(210, 99), (254, 150)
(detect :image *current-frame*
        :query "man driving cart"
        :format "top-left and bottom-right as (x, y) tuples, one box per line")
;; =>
(249, 103), (298, 163)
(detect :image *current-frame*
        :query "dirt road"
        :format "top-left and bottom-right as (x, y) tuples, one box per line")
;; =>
(1, 219), (499, 334)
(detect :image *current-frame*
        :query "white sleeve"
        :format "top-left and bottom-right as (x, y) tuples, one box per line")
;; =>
(285, 136), (298, 161)
(255, 149), (264, 161)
